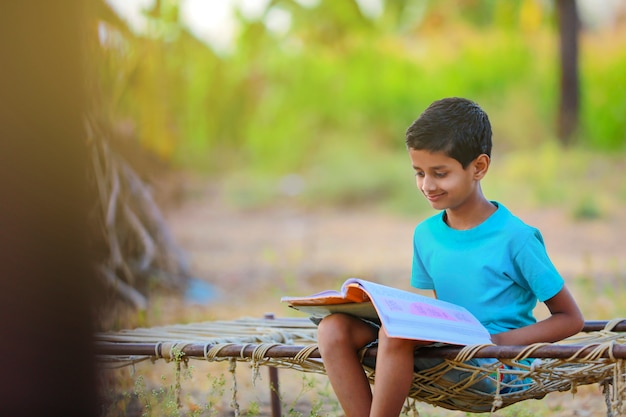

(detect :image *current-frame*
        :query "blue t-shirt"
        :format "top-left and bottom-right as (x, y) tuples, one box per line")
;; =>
(411, 202), (564, 334)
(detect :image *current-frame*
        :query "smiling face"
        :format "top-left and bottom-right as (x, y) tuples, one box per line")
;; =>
(408, 148), (487, 212)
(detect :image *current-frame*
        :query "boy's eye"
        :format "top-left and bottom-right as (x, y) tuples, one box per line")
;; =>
(413, 170), (446, 178)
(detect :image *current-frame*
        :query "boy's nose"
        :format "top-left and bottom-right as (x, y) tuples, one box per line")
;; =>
(421, 176), (437, 192)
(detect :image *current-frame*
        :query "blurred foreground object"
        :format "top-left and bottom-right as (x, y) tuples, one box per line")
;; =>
(0, 2), (97, 416)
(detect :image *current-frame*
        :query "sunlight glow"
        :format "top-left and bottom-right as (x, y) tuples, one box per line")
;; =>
(180, 0), (237, 54)
(356, 0), (383, 20)
(105, 0), (154, 32)
(106, 0), (385, 54)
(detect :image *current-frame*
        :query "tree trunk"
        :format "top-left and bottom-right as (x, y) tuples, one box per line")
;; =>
(556, 0), (580, 145)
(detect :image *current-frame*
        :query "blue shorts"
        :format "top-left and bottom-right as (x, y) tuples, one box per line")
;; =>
(353, 318), (533, 396)
(315, 315), (532, 413)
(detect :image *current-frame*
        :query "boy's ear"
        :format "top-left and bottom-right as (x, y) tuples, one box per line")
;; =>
(473, 154), (490, 180)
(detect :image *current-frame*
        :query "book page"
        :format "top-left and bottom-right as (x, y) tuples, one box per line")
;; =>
(281, 278), (492, 346)
(288, 301), (378, 320)
(353, 279), (492, 345)
(281, 282), (368, 305)
(280, 289), (343, 305)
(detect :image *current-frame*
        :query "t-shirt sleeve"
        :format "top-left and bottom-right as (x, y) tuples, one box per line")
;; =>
(512, 229), (564, 302)
(410, 229), (434, 290)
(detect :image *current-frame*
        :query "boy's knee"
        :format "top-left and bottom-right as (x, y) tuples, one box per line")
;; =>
(317, 314), (352, 345)
(318, 314), (377, 353)
(378, 327), (416, 351)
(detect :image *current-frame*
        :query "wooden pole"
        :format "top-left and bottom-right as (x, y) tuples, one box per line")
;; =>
(264, 314), (281, 417)
(96, 339), (626, 360)
(95, 320), (626, 360)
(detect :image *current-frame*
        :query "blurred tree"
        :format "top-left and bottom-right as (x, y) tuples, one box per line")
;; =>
(90, 0), (192, 318)
(283, 0), (374, 44)
(101, 0), (625, 175)
(556, 0), (580, 144)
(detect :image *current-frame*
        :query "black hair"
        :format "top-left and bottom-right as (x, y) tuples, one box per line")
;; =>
(405, 97), (492, 168)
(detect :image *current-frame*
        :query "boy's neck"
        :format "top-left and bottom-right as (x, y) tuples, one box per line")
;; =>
(443, 196), (497, 230)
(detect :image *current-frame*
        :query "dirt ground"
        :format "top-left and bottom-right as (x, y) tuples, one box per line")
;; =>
(165, 179), (626, 315)
(143, 177), (626, 417)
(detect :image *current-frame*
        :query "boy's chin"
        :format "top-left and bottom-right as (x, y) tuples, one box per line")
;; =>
(426, 200), (448, 211)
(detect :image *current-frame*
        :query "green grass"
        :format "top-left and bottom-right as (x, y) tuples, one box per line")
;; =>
(217, 142), (626, 222)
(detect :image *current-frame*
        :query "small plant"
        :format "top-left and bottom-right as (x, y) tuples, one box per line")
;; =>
(572, 197), (602, 220)
(133, 375), (153, 417)
(205, 372), (227, 415)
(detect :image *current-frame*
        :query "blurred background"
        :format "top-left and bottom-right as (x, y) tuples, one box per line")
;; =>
(3, 1), (625, 416)
(88, 0), (626, 415)
(92, 0), (626, 321)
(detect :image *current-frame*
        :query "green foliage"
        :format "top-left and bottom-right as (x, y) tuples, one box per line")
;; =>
(130, 373), (184, 417)
(231, 25), (566, 174)
(580, 44), (626, 150)
(572, 197), (602, 220)
(97, 1), (626, 203)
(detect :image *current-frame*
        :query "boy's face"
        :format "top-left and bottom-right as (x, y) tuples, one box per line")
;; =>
(408, 148), (480, 211)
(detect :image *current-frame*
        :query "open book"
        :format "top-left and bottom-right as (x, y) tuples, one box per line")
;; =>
(281, 278), (492, 346)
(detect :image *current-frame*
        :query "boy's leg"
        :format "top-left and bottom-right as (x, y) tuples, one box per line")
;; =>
(317, 314), (378, 417)
(370, 326), (425, 417)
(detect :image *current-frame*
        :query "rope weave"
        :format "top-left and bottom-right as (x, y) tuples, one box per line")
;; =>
(96, 317), (626, 415)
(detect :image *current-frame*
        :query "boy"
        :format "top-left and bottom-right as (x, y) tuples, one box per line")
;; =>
(316, 97), (584, 417)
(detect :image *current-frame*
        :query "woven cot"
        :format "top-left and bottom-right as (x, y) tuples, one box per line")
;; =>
(96, 317), (626, 415)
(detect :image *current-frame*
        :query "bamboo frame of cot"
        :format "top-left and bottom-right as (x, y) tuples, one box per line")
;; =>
(96, 338), (626, 362)
(96, 320), (626, 359)
(96, 318), (626, 416)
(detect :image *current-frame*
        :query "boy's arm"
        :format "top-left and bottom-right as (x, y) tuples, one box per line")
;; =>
(490, 286), (584, 345)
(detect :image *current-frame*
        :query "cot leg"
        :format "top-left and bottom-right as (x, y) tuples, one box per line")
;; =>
(265, 314), (281, 417)
(269, 365), (280, 417)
